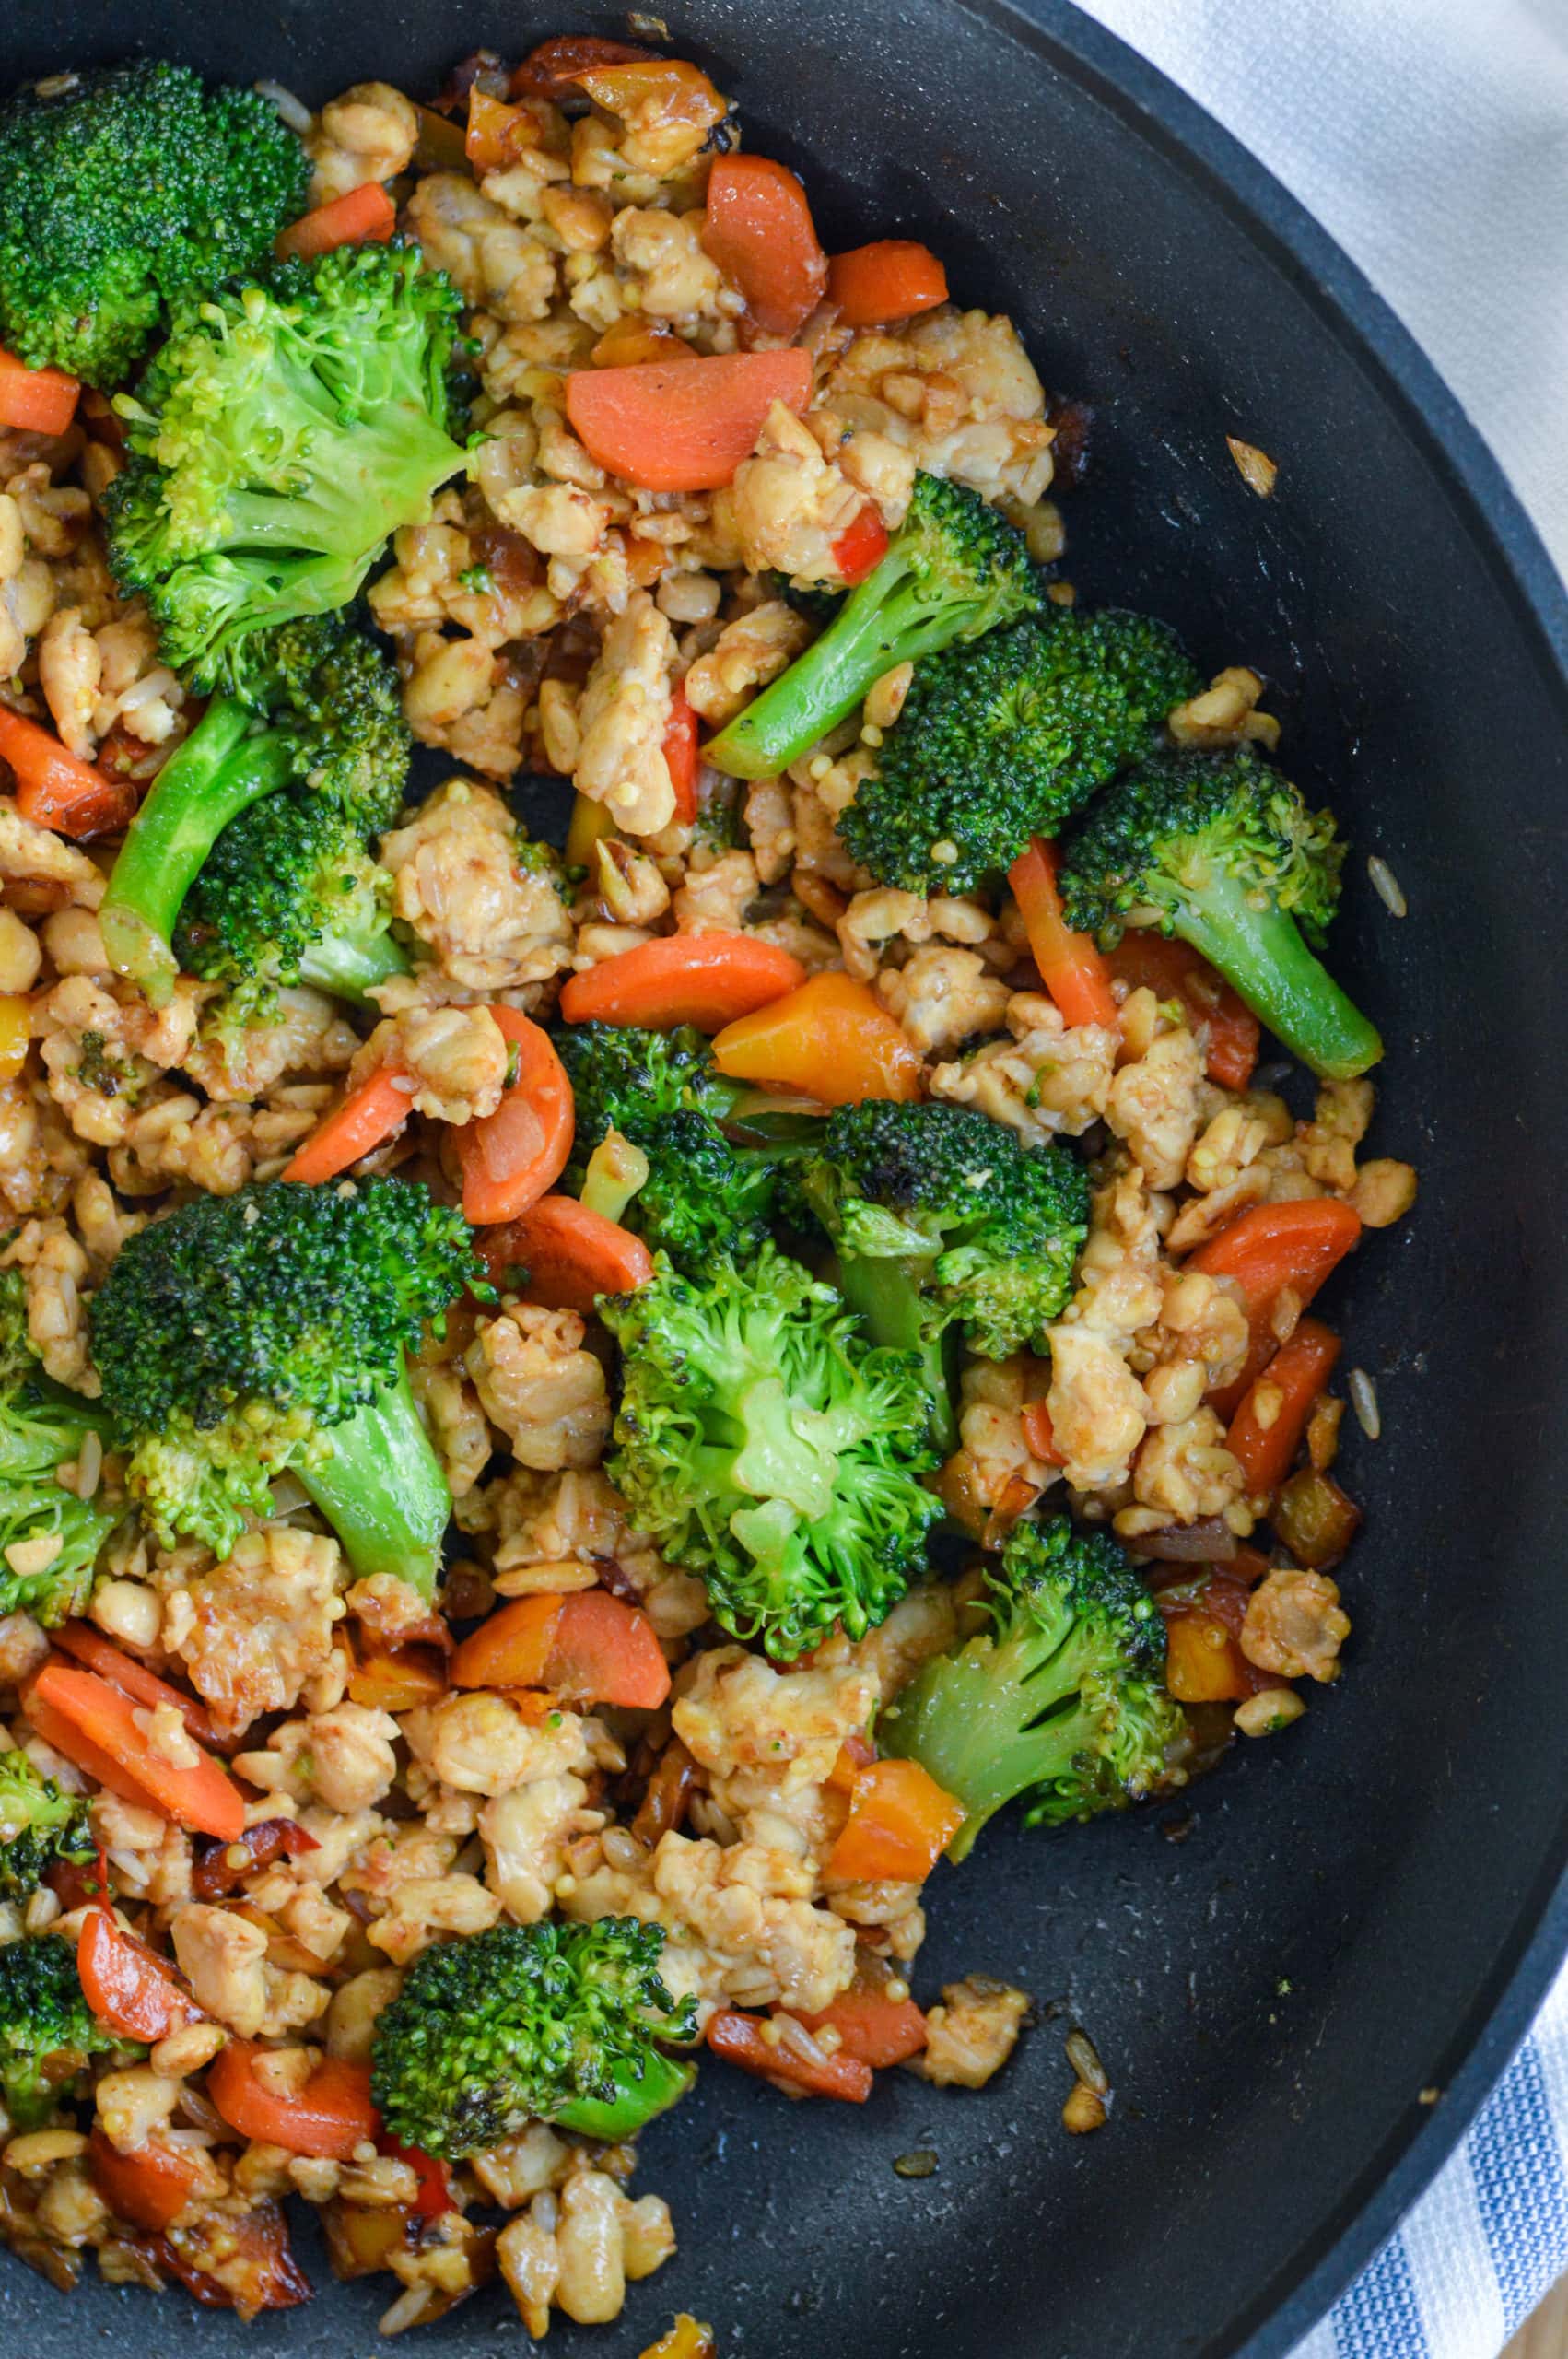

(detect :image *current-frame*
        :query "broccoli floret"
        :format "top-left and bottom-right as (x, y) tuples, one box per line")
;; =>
(0, 1476), (117, 1626)
(0, 1270), (119, 1622)
(90, 1178), (483, 1594)
(99, 611), (410, 1005)
(175, 788), (408, 1030)
(0, 1268), (116, 1473)
(602, 1243), (942, 1660)
(1059, 746), (1382, 1080)
(619, 1108), (784, 1277)
(0, 1751), (95, 1901)
(883, 1514), (1184, 1859)
(556, 1022), (776, 1275)
(105, 239), (469, 683)
(556, 1022), (742, 1143)
(0, 61), (310, 388)
(73, 1031), (144, 1106)
(706, 473), (1041, 780)
(0, 1933), (127, 2129)
(840, 607), (1202, 894)
(370, 1919), (696, 2159)
(793, 1103), (1090, 1452)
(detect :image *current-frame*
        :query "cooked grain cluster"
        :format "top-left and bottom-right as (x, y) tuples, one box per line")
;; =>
(0, 39), (1414, 2344)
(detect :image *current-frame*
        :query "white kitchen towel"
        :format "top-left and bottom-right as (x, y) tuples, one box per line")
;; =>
(1071, 6), (1568, 2348)
(1076, 0), (1568, 571)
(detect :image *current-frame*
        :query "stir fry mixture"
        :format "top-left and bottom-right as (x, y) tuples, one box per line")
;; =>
(0, 36), (1417, 2343)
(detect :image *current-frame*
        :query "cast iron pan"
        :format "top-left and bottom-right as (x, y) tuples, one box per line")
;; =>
(4, 4), (1567, 2353)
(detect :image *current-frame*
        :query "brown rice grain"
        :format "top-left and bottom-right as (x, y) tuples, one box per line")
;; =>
(1348, 1367), (1381, 1440)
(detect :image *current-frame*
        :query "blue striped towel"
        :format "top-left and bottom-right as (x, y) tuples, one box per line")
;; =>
(1291, 1966), (1568, 2353)
(1069, 1), (1568, 2349)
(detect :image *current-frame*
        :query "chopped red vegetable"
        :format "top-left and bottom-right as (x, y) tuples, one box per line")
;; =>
(663, 684), (701, 825)
(830, 504), (890, 585)
(793, 1986), (929, 2067)
(0, 707), (137, 839)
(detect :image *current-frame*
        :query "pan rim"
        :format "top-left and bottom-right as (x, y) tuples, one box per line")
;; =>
(961, 1), (1568, 2346)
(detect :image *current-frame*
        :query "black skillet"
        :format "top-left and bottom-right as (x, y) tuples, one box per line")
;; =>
(5, 3), (1568, 2353)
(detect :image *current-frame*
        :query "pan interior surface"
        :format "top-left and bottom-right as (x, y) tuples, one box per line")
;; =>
(4, 5), (1567, 2355)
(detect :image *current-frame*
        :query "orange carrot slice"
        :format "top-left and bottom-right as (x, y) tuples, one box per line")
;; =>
(560, 933), (805, 1031)
(702, 154), (827, 338)
(276, 182), (396, 261)
(479, 1194), (655, 1311)
(0, 346), (80, 436)
(457, 1009), (574, 1226)
(207, 2043), (380, 2160)
(566, 350), (813, 493)
(1225, 1317), (1341, 1495)
(827, 241), (949, 327)
(29, 1661), (245, 1840)
(1008, 838), (1118, 1030)
(282, 1064), (410, 1185)
(0, 707), (137, 839)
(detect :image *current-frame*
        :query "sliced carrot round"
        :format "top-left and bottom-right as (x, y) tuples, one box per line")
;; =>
(1190, 1196), (1362, 1414)
(705, 2007), (872, 2102)
(207, 2042), (380, 2160)
(566, 350), (813, 493)
(702, 154), (827, 338)
(1225, 1316), (1341, 1495)
(282, 1065), (411, 1186)
(0, 346), (80, 436)
(457, 1009), (575, 1226)
(560, 933), (804, 1032)
(480, 1194), (655, 1312)
(792, 1988), (929, 2067)
(275, 181), (396, 261)
(450, 1595), (565, 1692)
(53, 1622), (219, 1749)
(29, 1660), (245, 1841)
(88, 2127), (202, 2232)
(78, 1908), (197, 2043)
(0, 707), (137, 839)
(827, 240), (949, 328)
(1008, 838), (1118, 1031)
(548, 1590), (670, 1710)
(663, 685), (700, 826)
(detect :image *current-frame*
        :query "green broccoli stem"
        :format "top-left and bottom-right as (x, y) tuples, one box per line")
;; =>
(833, 1252), (957, 1456)
(298, 925), (411, 1003)
(99, 699), (297, 1005)
(707, 557), (970, 781)
(297, 1360), (450, 1599)
(1168, 868), (1383, 1081)
(553, 2049), (696, 2140)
